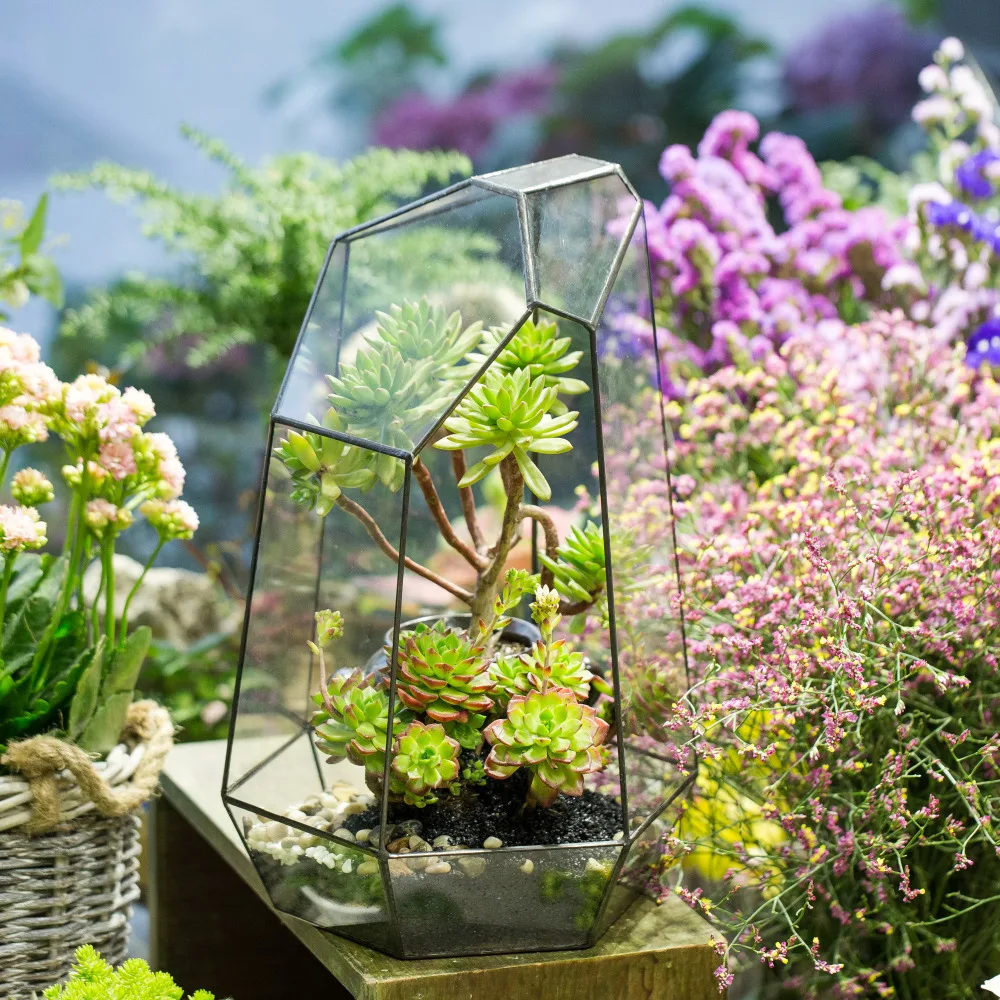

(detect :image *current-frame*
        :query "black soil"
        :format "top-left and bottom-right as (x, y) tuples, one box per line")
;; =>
(342, 766), (622, 848)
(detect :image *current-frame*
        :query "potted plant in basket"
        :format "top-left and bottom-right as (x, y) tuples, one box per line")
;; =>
(0, 226), (198, 998)
(223, 156), (689, 958)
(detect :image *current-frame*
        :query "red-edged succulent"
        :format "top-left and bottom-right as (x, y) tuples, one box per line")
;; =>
(395, 620), (495, 725)
(483, 686), (610, 806)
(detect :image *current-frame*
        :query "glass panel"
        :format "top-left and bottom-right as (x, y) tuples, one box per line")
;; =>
(524, 173), (637, 324)
(225, 426), (323, 789)
(227, 800), (395, 953)
(477, 155), (612, 194)
(388, 844), (621, 957)
(274, 240), (347, 429)
(593, 212), (690, 835)
(275, 187), (526, 446)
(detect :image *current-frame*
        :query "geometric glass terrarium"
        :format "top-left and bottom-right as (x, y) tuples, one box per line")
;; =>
(222, 155), (693, 959)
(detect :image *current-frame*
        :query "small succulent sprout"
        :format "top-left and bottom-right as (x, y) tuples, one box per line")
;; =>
(391, 720), (461, 805)
(312, 669), (408, 775)
(434, 366), (578, 502)
(396, 621), (495, 737)
(277, 423), (378, 515)
(538, 520), (607, 605)
(488, 652), (533, 711)
(372, 298), (483, 370)
(483, 686), (610, 807)
(467, 317), (589, 415)
(473, 567), (539, 643)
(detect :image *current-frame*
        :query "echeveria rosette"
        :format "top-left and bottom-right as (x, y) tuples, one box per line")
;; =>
(539, 520), (606, 605)
(396, 621), (494, 745)
(390, 719), (461, 806)
(434, 366), (578, 502)
(490, 639), (599, 709)
(467, 317), (589, 416)
(483, 687), (610, 807)
(371, 298), (483, 371)
(311, 669), (408, 775)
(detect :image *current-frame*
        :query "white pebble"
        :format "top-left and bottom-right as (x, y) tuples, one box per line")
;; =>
(613, 831), (624, 842)
(355, 828), (371, 844)
(432, 835), (453, 850)
(425, 861), (452, 874)
(333, 786), (356, 802)
(458, 856), (486, 877)
(285, 809), (308, 823)
(344, 802), (366, 815)
(519, 859), (534, 874)
(483, 836), (503, 850)
(263, 821), (288, 841)
(332, 828), (355, 843)
(357, 860), (380, 876)
(341, 859), (353, 874)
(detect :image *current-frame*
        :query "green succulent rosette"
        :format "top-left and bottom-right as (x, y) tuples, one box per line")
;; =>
(434, 366), (578, 501)
(390, 719), (461, 805)
(312, 669), (408, 775)
(483, 686), (610, 806)
(467, 317), (588, 416)
(396, 621), (494, 737)
(489, 639), (600, 709)
(539, 520), (607, 604)
(372, 298), (483, 370)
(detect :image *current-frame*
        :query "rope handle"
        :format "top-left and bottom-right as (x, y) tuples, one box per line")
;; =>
(0, 700), (174, 834)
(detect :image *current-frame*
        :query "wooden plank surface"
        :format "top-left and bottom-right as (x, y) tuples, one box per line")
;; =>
(157, 739), (720, 1000)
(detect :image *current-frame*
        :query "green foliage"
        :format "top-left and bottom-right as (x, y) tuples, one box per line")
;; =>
(312, 668), (407, 775)
(55, 133), (472, 367)
(0, 554), (90, 754)
(390, 719), (461, 805)
(41, 944), (218, 1000)
(396, 620), (494, 734)
(0, 194), (63, 320)
(374, 299), (483, 368)
(820, 156), (914, 216)
(483, 686), (610, 806)
(468, 317), (588, 416)
(72, 626), (152, 755)
(471, 567), (538, 642)
(435, 366), (579, 501)
(539, 521), (606, 605)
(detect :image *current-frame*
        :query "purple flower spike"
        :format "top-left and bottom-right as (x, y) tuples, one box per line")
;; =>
(965, 318), (1000, 367)
(925, 200), (975, 228)
(955, 150), (1000, 200)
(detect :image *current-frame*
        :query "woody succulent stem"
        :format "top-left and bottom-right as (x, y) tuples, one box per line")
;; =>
(450, 451), (486, 552)
(413, 458), (488, 569)
(470, 455), (524, 624)
(518, 504), (560, 587)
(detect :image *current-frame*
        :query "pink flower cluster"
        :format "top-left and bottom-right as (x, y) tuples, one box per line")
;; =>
(0, 326), (60, 452)
(610, 312), (1000, 995)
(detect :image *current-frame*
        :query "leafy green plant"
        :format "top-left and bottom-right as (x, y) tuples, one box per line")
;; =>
(390, 719), (461, 805)
(538, 520), (606, 607)
(0, 194), (62, 319)
(41, 944), (218, 1000)
(55, 133), (472, 368)
(482, 686), (610, 806)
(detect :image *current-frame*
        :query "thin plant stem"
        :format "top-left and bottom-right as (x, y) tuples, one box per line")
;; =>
(0, 551), (15, 627)
(103, 541), (116, 647)
(413, 458), (487, 569)
(120, 538), (164, 637)
(450, 451), (485, 551)
(334, 494), (472, 604)
(0, 449), (11, 496)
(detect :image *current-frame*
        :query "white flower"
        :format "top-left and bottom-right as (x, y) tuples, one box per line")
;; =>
(939, 37), (965, 63)
(918, 64), (948, 93)
(913, 96), (959, 127)
(982, 974), (1000, 997)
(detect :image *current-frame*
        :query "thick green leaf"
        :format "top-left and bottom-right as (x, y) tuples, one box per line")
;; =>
(68, 640), (104, 741)
(103, 626), (151, 698)
(78, 691), (133, 755)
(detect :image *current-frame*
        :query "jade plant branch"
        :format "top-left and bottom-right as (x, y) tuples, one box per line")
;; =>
(277, 300), (610, 624)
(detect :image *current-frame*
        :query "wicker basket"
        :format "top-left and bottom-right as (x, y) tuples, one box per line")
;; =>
(0, 702), (172, 1000)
